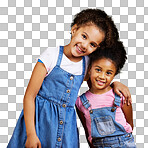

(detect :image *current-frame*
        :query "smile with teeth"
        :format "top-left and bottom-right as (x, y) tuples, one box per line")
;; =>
(76, 45), (85, 53)
(96, 79), (105, 86)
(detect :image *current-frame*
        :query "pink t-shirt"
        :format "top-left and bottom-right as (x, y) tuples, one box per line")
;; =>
(76, 89), (133, 143)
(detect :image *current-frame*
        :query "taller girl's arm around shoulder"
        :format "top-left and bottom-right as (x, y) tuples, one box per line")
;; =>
(23, 62), (47, 137)
(111, 81), (132, 105)
(122, 101), (134, 130)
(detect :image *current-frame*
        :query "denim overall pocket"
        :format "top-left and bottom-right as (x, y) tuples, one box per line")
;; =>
(94, 116), (116, 135)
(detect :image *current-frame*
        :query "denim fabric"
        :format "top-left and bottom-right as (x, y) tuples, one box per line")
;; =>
(92, 133), (136, 148)
(79, 94), (136, 148)
(8, 46), (85, 148)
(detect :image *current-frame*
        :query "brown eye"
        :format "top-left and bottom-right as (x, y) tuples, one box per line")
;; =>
(96, 68), (101, 72)
(106, 71), (112, 75)
(82, 34), (87, 39)
(90, 43), (96, 48)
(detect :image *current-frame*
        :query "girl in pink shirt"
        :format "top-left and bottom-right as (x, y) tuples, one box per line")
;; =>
(76, 41), (136, 148)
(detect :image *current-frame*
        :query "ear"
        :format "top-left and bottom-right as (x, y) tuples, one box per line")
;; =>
(71, 24), (78, 35)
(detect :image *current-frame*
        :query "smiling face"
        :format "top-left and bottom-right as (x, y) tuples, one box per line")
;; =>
(64, 24), (105, 61)
(89, 58), (117, 94)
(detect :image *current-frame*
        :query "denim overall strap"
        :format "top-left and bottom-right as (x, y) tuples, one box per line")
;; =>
(111, 94), (121, 111)
(82, 56), (85, 76)
(56, 46), (64, 66)
(56, 46), (85, 76)
(79, 93), (91, 109)
(114, 94), (121, 107)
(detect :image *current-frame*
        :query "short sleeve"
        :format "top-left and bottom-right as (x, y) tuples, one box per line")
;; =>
(76, 97), (85, 112)
(37, 47), (59, 74)
(38, 59), (43, 63)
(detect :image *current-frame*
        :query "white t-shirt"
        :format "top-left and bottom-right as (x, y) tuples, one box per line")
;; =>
(37, 46), (89, 76)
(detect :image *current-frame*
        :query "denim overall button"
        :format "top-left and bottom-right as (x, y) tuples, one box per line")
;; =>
(58, 138), (61, 142)
(89, 110), (93, 114)
(111, 108), (116, 112)
(67, 89), (70, 93)
(60, 120), (63, 124)
(62, 104), (66, 108)
(126, 134), (130, 137)
(70, 76), (73, 80)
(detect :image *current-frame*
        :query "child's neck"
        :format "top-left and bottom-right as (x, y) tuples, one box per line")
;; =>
(89, 86), (112, 95)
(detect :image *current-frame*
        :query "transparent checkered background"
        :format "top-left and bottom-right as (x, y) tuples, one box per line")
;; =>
(0, 0), (148, 147)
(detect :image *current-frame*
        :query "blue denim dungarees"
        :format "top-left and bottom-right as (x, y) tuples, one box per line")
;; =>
(8, 46), (85, 148)
(80, 93), (136, 148)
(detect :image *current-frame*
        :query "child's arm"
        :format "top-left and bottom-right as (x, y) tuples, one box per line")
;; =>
(23, 62), (47, 147)
(76, 106), (94, 148)
(111, 81), (132, 105)
(122, 101), (134, 130)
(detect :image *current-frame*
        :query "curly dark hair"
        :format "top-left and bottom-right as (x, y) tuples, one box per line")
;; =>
(89, 41), (127, 75)
(71, 9), (119, 48)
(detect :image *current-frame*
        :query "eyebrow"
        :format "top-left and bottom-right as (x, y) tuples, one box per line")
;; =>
(83, 32), (99, 47)
(95, 66), (114, 72)
(95, 66), (102, 68)
(107, 70), (114, 73)
(83, 32), (88, 37)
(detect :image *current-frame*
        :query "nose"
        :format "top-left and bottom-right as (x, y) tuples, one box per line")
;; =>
(98, 72), (105, 79)
(82, 42), (89, 50)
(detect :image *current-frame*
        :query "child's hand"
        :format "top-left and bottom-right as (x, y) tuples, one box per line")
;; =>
(112, 81), (132, 105)
(25, 134), (41, 148)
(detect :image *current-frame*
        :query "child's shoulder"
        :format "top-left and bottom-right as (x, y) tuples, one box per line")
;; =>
(76, 91), (89, 112)
(39, 46), (60, 61)
(37, 46), (60, 72)
(43, 46), (59, 55)
(76, 91), (89, 104)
